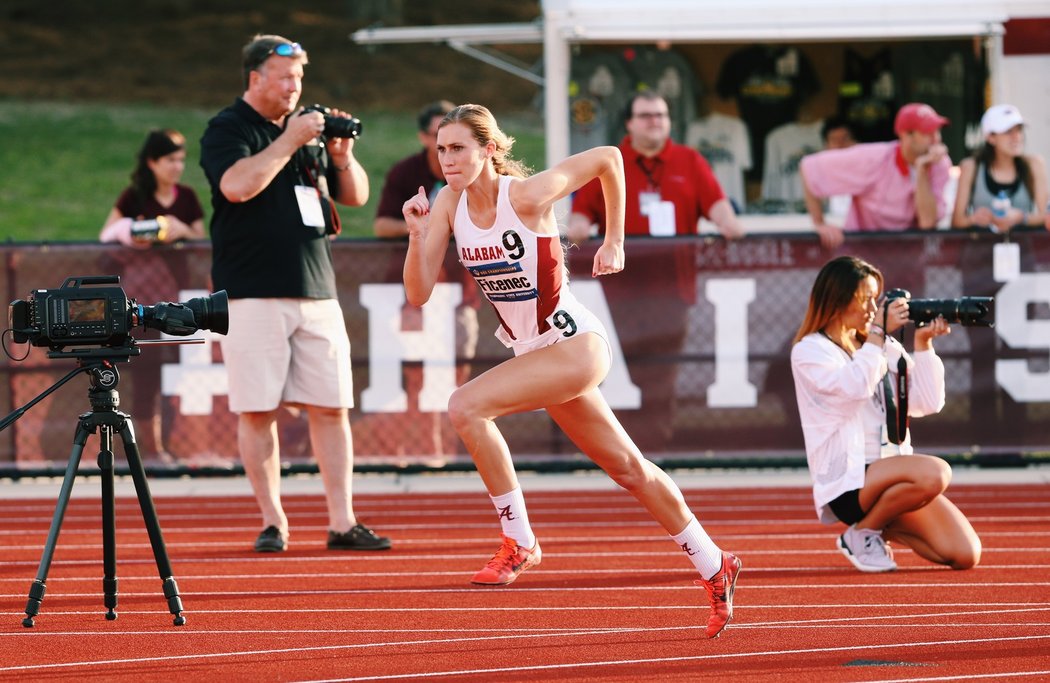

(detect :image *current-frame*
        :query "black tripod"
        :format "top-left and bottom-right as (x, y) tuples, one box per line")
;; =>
(1, 347), (186, 627)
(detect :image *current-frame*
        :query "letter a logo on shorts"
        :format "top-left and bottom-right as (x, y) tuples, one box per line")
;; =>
(498, 505), (516, 521)
(681, 542), (697, 556)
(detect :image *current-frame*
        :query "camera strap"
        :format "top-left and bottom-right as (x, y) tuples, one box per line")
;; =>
(301, 154), (342, 236)
(883, 352), (909, 445)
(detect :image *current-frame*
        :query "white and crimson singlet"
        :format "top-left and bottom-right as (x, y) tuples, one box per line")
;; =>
(453, 174), (610, 358)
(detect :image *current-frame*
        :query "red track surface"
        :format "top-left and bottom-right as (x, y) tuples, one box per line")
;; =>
(1, 481), (1049, 681)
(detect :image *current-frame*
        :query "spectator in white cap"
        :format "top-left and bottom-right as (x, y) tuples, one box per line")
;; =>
(952, 104), (1048, 232)
(799, 102), (952, 250)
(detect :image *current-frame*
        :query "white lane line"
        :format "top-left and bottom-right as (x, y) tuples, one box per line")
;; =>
(1, 623), (1048, 638)
(3, 566), (1049, 583)
(5, 577), (1050, 592)
(0, 487), (1035, 511)
(5, 507), (1048, 523)
(6, 606), (1050, 620)
(0, 625), (657, 672)
(295, 633), (1050, 682)
(2, 628), (1049, 677)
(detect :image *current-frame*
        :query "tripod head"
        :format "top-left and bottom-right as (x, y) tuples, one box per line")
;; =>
(51, 345), (139, 408)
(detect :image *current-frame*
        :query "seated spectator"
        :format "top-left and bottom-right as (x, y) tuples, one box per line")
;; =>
(374, 100), (455, 238)
(98, 129), (205, 462)
(822, 116), (857, 150)
(373, 100), (479, 459)
(800, 103), (952, 250)
(821, 116), (857, 226)
(100, 129), (205, 246)
(951, 104), (1048, 232)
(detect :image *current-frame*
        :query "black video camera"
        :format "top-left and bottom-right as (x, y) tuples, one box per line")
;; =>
(8, 276), (229, 350)
(301, 104), (362, 139)
(885, 288), (994, 328)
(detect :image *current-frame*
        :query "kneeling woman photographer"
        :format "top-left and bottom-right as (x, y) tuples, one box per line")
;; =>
(790, 256), (981, 572)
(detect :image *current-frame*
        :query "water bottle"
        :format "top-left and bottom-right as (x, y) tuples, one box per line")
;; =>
(991, 190), (1011, 219)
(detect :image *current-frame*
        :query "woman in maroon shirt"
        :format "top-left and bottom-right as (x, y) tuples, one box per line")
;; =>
(100, 129), (205, 246)
(98, 129), (205, 463)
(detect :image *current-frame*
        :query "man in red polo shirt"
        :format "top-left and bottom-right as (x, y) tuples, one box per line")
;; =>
(568, 92), (743, 242)
(568, 92), (743, 453)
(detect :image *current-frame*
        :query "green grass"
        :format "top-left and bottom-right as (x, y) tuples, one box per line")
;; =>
(0, 100), (545, 242)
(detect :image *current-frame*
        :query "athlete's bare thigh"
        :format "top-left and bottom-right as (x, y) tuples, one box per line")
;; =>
(453, 332), (610, 419)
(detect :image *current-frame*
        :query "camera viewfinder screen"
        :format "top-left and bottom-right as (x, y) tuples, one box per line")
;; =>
(68, 298), (106, 323)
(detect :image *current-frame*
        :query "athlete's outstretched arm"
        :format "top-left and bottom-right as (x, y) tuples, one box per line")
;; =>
(402, 185), (454, 306)
(512, 146), (625, 277)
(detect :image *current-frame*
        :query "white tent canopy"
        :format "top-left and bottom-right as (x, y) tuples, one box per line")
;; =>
(353, 0), (1011, 167)
(543, 0), (1006, 42)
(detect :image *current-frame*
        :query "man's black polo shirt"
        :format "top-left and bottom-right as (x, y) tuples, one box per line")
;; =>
(200, 98), (339, 299)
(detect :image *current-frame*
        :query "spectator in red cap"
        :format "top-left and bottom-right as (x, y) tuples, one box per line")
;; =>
(799, 102), (952, 249)
(951, 104), (1048, 232)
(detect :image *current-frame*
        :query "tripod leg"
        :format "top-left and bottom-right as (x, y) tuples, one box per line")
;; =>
(98, 426), (118, 621)
(118, 420), (186, 626)
(23, 422), (91, 628)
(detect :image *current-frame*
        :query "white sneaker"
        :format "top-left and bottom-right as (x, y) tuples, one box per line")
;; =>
(837, 525), (897, 573)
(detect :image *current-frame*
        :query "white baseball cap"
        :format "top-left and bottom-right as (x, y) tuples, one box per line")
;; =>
(981, 104), (1024, 135)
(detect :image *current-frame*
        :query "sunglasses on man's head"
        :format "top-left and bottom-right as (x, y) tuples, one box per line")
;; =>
(268, 42), (303, 58)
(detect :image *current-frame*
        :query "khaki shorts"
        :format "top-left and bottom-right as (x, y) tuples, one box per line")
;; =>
(220, 298), (354, 413)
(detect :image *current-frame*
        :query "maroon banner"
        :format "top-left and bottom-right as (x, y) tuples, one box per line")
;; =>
(1, 230), (1047, 468)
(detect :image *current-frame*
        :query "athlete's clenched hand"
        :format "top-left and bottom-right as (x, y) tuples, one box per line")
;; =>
(402, 186), (430, 239)
(592, 241), (624, 277)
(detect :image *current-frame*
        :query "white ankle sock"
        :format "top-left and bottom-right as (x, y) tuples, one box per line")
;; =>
(490, 488), (536, 548)
(672, 517), (723, 579)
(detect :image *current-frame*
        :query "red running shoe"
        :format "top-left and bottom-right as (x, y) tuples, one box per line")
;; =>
(471, 534), (542, 586)
(694, 551), (742, 638)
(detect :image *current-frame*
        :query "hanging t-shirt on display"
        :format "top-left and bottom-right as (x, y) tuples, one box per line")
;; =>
(716, 45), (821, 182)
(837, 48), (897, 143)
(761, 119), (824, 206)
(568, 51), (636, 154)
(685, 111), (752, 211)
(626, 45), (700, 143)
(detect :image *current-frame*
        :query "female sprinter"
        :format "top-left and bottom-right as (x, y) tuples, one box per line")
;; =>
(402, 104), (741, 638)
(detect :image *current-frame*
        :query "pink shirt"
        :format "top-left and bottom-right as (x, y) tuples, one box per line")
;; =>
(800, 141), (951, 230)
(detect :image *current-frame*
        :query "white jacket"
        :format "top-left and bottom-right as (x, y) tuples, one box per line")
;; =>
(790, 333), (946, 523)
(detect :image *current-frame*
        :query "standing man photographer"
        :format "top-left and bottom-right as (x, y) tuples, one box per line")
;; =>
(200, 34), (390, 553)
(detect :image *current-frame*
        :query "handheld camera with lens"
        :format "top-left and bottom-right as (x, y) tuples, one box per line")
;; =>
(885, 288), (994, 328)
(301, 104), (362, 139)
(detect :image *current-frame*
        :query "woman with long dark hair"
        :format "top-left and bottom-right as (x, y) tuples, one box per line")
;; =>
(952, 104), (1048, 232)
(98, 129), (205, 462)
(100, 129), (205, 245)
(791, 256), (980, 573)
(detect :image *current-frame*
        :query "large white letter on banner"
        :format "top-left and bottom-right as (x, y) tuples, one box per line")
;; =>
(570, 280), (641, 408)
(706, 278), (757, 408)
(995, 273), (1050, 402)
(161, 289), (229, 415)
(360, 283), (460, 413)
